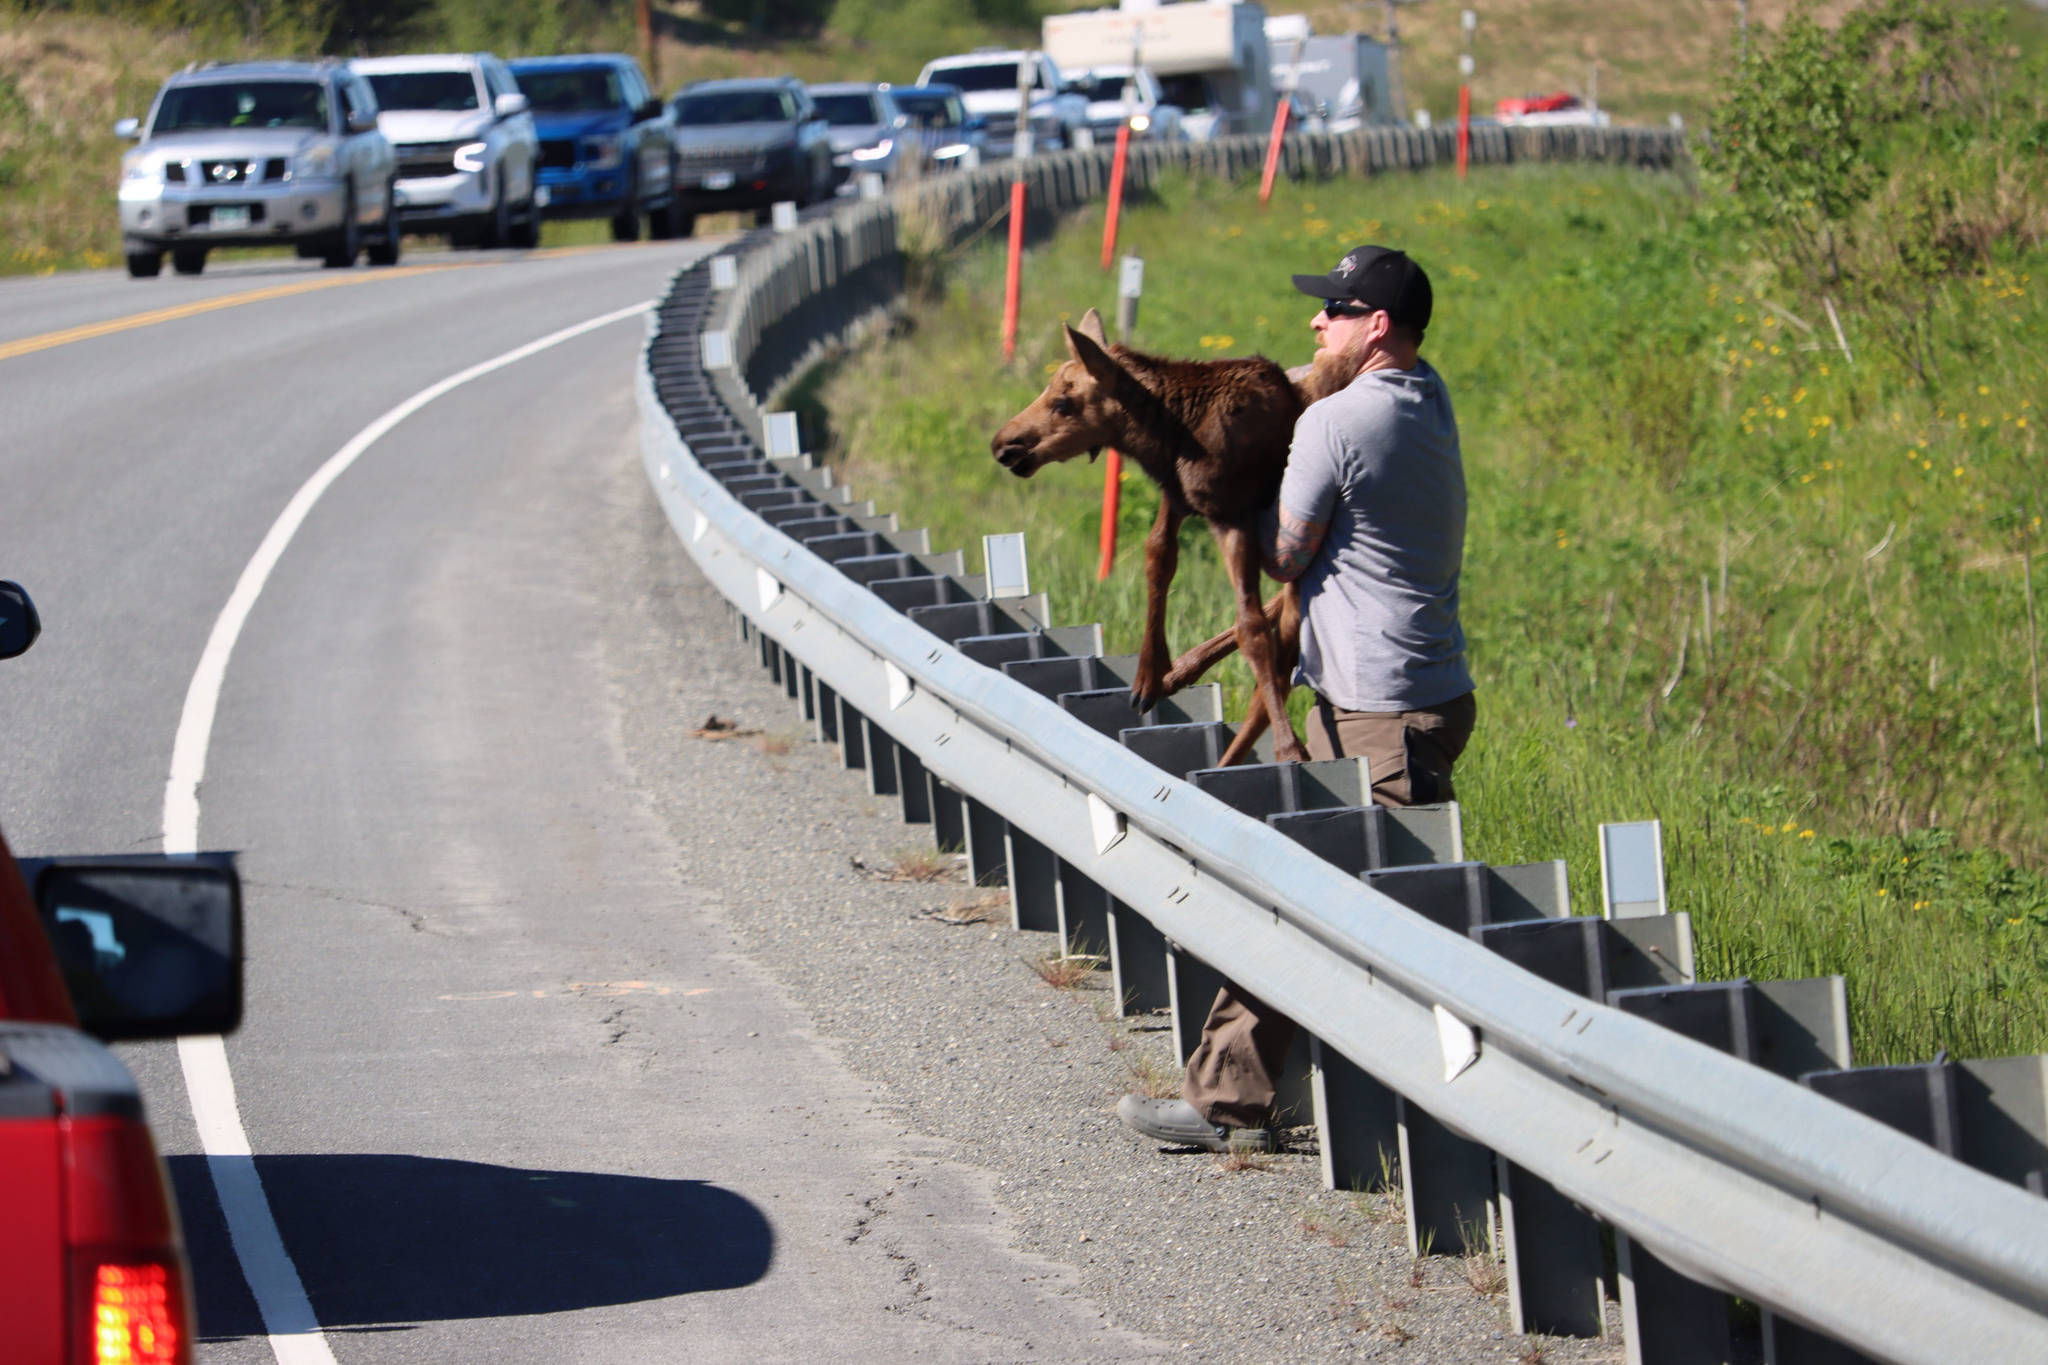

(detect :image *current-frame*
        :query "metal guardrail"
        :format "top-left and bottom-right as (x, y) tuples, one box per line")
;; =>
(636, 127), (2048, 1363)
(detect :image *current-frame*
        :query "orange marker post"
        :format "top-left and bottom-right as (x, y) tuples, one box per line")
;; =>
(1258, 98), (1290, 207)
(1096, 450), (1122, 580)
(1456, 84), (1471, 179)
(1101, 121), (1131, 271)
(1001, 178), (1027, 363)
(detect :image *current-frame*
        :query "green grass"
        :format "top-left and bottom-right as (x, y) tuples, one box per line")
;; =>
(801, 162), (2048, 1066)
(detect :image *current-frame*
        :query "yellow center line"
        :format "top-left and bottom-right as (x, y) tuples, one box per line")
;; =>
(0, 263), (463, 364)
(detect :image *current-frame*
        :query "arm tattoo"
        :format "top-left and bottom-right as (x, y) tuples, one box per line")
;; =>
(1267, 504), (1327, 583)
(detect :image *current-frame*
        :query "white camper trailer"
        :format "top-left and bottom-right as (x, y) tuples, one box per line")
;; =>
(1043, 1), (1275, 142)
(1268, 28), (1397, 131)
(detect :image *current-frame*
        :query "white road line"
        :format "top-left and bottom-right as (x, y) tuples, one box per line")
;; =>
(163, 299), (654, 1363)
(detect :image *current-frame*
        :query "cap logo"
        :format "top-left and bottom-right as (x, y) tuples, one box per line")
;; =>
(1335, 254), (1358, 277)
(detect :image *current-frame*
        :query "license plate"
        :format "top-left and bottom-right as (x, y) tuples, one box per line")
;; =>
(534, 185), (551, 207)
(702, 171), (734, 191)
(210, 205), (250, 230)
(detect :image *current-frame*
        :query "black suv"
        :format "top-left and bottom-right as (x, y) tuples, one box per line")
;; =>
(668, 76), (834, 230)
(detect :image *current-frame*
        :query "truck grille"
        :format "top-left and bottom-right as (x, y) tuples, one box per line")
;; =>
(674, 143), (770, 173)
(539, 140), (577, 170)
(395, 143), (460, 179)
(201, 159), (259, 185)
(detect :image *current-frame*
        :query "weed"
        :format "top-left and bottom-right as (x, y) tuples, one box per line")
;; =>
(869, 848), (958, 883)
(1215, 1146), (1276, 1174)
(1297, 1207), (1350, 1247)
(1518, 1341), (1548, 1365)
(1463, 1247), (1509, 1297)
(1380, 1320), (1415, 1345)
(917, 889), (1007, 925)
(689, 714), (761, 741)
(1120, 1050), (1181, 1098)
(1028, 950), (1104, 991)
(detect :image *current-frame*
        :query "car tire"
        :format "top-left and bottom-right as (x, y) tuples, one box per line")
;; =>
(126, 250), (163, 279)
(507, 196), (540, 249)
(171, 247), (207, 276)
(365, 185), (402, 266)
(482, 185), (513, 249)
(322, 191), (361, 269)
(754, 205), (775, 228)
(609, 180), (641, 243)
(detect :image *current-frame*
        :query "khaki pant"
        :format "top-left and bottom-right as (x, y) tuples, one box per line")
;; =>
(1182, 692), (1476, 1129)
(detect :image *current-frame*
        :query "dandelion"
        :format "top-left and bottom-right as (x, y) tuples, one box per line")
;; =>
(1978, 384), (1990, 395)
(1764, 315), (1778, 329)
(1781, 820), (1798, 834)
(1914, 900), (1929, 910)
(1792, 387), (1807, 402)
(1877, 888), (1888, 897)
(1799, 830), (1815, 839)
(1769, 344), (1782, 355)
(1776, 408), (1789, 419)
(1954, 466), (1966, 478)
(1820, 364), (1831, 376)
(2009, 917), (2024, 925)
(1752, 339), (1766, 351)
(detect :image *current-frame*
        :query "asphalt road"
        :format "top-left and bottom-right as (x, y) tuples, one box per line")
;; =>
(0, 243), (1166, 1362)
(0, 239), (1615, 1364)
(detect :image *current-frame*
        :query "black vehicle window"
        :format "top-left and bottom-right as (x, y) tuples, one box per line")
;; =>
(364, 71), (481, 113)
(154, 81), (330, 133)
(672, 91), (791, 125)
(1068, 75), (1135, 103)
(516, 68), (625, 113)
(812, 94), (880, 126)
(932, 62), (1027, 94)
(894, 93), (962, 128)
(1156, 74), (1213, 113)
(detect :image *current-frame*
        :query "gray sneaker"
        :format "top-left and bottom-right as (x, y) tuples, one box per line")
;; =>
(1117, 1095), (1273, 1153)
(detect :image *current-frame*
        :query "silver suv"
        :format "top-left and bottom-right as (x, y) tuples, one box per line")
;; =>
(353, 52), (539, 249)
(116, 59), (400, 278)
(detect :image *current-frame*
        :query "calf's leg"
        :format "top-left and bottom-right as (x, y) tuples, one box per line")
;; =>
(1215, 526), (1307, 764)
(1130, 499), (1184, 712)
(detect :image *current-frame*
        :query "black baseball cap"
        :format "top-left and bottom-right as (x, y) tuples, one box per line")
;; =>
(1291, 245), (1433, 330)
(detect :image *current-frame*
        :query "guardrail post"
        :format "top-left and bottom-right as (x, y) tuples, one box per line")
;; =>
(1397, 1096), (1494, 1256)
(1311, 1038), (1401, 1192)
(963, 798), (1008, 886)
(1498, 1154), (1606, 1338)
(1109, 899), (1171, 1014)
(895, 745), (933, 824)
(1055, 857), (1112, 962)
(811, 677), (839, 744)
(837, 696), (868, 771)
(861, 715), (900, 796)
(1004, 827), (1060, 932)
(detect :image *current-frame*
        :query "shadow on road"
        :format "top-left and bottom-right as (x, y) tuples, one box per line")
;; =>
(168, 1153), (774, 1338)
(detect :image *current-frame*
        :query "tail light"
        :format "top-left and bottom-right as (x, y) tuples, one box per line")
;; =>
(63, 1117), (193, 1365)
(77, 1260), (186, 1365)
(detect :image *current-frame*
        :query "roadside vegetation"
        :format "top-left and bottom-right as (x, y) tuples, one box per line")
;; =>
(801, 0), (2048, 1065)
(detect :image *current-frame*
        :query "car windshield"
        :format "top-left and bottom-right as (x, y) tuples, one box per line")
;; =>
(154, 81), (329, 133)
(812, 94), (880, 126)
(895, 93), (965, 128)
(363, 71), (480, 112)
(673, 91), (790, 125)
(1068, 76), (1136, 103)
(515, 68), (624, 113)
(932, 63), (1027, 94)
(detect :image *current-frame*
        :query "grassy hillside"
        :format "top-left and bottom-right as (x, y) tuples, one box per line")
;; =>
(798, 153), (2048, 1067)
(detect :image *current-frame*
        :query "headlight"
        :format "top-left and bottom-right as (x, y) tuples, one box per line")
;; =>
(453, 141), (488, 173)
(931, 143), (968, 160)
(121, 160), (163, 185)
(1130, 114), (1152, 133)
(582, 133), (623, 169)
(291, 144), (338, 180)
(851, 138), (894, 162)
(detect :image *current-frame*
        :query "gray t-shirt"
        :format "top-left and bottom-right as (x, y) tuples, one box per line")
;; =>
(1276, 360), (1472, 712)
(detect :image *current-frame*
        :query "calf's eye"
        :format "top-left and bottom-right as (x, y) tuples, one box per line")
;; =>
(1052, 397), (1077, 417)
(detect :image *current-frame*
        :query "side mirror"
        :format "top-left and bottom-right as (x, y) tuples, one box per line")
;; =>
(29, 855), (242, 1042)
(494, 91), (530, 119)
(964, 116), (987, 133)
(349, 109), (379, 133)
(114, 117), (141, 140)
(635, 97), (664, 122)
(0, 581), (39, 660)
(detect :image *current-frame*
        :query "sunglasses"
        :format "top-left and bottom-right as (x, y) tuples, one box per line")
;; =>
(1321, 299), (1379, 319)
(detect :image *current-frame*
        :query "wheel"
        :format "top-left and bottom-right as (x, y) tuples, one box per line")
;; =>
(322, 191), (361, 268)
(170, 247), (207, 275)
(675, 212), (695, 239)
(753, 205), (774, 228)
(507, 196), (540, 249)
(125, 250), (163, 278)
(482, 185), (513, 249)
(608, 184), (641, 243)
(366, 185), (402, 266)
(648, 180), (688, 240)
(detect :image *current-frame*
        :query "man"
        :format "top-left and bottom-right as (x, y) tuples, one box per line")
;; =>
(1118, 245), (1476, 1152)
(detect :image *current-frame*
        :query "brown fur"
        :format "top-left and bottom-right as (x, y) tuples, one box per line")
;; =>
(991, 308), (1350, 764)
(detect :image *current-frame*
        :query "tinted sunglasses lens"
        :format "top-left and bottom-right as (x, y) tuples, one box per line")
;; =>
(1323, 299), (1363, 318)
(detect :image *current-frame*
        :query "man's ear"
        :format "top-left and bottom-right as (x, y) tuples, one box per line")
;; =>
(1075, 307), (1109, 347)
(1064, 323), (1123, 388)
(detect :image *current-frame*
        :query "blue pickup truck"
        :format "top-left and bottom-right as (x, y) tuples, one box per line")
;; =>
(507, 53), (685, 242)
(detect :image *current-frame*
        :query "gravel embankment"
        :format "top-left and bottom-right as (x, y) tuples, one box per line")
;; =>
(600, 451), (1628, 1364)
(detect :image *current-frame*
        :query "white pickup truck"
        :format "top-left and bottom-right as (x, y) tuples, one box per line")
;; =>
(914, 49), (1089, 159)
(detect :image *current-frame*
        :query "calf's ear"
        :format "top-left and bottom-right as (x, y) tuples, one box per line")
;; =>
(1075, 307), (1109, 346)
(1064, 324), (1123, 389)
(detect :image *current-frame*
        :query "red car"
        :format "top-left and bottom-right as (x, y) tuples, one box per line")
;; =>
(0, 581), (243, 1365)
(1495, 91), (1583, 119)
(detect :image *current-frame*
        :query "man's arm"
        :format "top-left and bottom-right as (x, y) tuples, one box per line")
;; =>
(1263, 501), (1327, 583)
